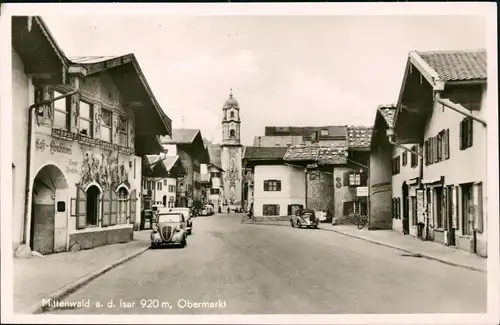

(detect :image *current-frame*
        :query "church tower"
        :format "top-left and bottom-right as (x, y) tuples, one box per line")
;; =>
(220, 89), (244, 208)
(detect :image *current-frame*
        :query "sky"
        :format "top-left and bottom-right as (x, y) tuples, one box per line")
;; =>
(41, 14), (486, 146)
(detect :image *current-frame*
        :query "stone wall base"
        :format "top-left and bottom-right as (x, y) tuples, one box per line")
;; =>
(68, 227), (133, 251)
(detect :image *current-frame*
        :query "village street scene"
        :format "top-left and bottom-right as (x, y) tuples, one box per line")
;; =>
(6, 9), (493, 319)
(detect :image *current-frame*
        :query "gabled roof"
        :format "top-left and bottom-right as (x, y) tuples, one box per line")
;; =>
(377, 105), (397, 128)
(68, 53), (172, 137)
(346, 126), (372, 149)
(243, 146), (288, 161)
(163, 155), (180, 172)
(416, 50), (487, 82)
(207, 145), (223, 170)
(284, 144), (347, 165)
(161, 129), (200, 144)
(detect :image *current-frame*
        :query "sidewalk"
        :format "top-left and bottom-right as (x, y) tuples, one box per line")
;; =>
(244, 219), (487, 273)
(13, 230), (151, 314)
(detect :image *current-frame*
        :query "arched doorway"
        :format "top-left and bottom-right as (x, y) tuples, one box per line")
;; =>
(163, 195), (167, 207)
(402, 182), (409, 234)
(30, 164), (68, 255)
(86, 185), (101, 226)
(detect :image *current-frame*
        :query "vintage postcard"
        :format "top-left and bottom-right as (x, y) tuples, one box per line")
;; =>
(0, 2), (498, 324)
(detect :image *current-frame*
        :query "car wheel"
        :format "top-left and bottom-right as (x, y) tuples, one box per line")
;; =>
(150, 243), (157, 249)
(180, 237), (187, 248)
(314, 225), (319, 229)
(297, 221), (301, 228)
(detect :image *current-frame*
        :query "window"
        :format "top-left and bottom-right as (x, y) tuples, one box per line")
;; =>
(79, 101), (92, 137)
(229, 129), (235, 138)
(163, 179), (168, 186)
(100, 109), (112, 142)
(210, 188), (220, 195)
(210, 172), (221, 178)
(349, 173), (361, 186)
(168, 185), (175, 193)
(411, 196), (417, 226)
(157, 182), (162, 191)
(410, 145), (418, 168)
(320, 129), (329, 136)
(263, 204), (280, 216)
(343, 201), (367, 216)
(275, 143), (281, 147)
(118, 117), (128, 147)
(460, 117), (473, 150)
(402, 151), (407, 166)
(117, 187), (129, 224)
(286, 142), (292, 147)
(230, 111), (234, 118)
(392, 197), (401, 219)
(392, 156), (401, 175)
(264, 180), (281, 191)
(435, 187), (443, 228)
(53, 91), (69, 130)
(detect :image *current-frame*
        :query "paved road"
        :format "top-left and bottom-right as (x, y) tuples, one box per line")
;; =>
(48, 213), (486, 314)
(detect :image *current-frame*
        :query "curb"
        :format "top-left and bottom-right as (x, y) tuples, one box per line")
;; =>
(244, 221), (486, 273)
(22, 245), (150, 314)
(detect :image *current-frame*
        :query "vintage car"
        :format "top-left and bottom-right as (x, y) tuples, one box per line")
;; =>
(168, 207), (193, 235)
(199, 204), (215, 216)
(150, 212), (188, 248)
(291, 208), (319, 229)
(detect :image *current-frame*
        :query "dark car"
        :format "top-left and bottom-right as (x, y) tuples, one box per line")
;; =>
(290, 208), (319, 229)
(150, 212), (188, 248)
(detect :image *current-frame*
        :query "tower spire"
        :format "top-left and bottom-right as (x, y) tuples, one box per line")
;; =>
(230, 88), (233, 98)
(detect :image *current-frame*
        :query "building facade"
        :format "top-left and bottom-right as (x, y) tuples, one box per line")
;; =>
(220, 91), (244, 209)
(392, 50), (487, 256)
(161, 129), (209, 208)
(12, 17), (172, 255)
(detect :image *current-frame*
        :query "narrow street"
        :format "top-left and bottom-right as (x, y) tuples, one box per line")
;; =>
(48, 213), (486, 315)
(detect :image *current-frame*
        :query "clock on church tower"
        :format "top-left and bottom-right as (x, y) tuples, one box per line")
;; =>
(220, 89), (243, 208)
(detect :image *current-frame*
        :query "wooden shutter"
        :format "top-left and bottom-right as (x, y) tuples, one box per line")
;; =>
(424, 140), (429, 165)
(467, 118), (473, 148)
(130, 189), (137, 223)
(343, 172), (349, 186)
(392, 198), (395, 218)
(276, 204), (280, 216)
(277, 181), (281, 191)
(128, 119), (135, 149)
(263, 180), (268, 191)
(110, 189), (118, 225)
(444, 129), (450, 159)
(343, 201), (350, 216)
(93, 103), (102, 138)
(459, 119), (464, 150)
(433, 137), (438, 163)
(75, 185), (87, 229)
(70, 92), (80, 133)
(451, 186), (458, 229)
(101, 187), (111, 227)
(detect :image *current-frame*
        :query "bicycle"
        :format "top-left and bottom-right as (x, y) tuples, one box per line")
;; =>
(356, 214), (368, 230)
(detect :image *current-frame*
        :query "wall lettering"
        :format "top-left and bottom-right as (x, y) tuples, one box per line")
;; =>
(35, 138), (72, 155)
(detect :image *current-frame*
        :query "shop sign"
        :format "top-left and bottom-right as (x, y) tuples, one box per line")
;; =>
(356, 186), (368, 197)
(35, 138), (72, 155)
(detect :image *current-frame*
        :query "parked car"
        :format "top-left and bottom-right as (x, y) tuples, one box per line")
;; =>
(150, 212), (188, 248)
(291, 208), (319, 229)
(168, 207), (193, 235)
(199, 204), (214, 216)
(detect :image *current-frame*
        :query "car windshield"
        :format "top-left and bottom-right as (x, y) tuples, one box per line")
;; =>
(157, 214), (182, 223)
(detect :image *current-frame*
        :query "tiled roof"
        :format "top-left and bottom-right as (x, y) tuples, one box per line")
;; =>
(417, 50), (487, 82)
(377, 105), (397, 127)
(265, 126), (346, 138)
(346, 126), (372, 148)
(160, 129), (200, 144)
(243, 146), (288, 161)
(284, 144), (347, 165)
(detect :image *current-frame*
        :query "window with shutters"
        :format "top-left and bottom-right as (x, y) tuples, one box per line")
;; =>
(436, 133), (443, 162)
(117, 187), (129, 224)
(100, 109), (112, 142)
(410, 145), (418, 168)
(460, 117), (473, 150)
(402, 151), (407, 166)
(118, 117), (128, 147)
(263, 204), (280, 216)
(86, 185), (100, 226)
(443, 129), (450, 159)
(79, 101), (93, 137)
(264, 180), (281, 191)
(52, 91), (69, 130)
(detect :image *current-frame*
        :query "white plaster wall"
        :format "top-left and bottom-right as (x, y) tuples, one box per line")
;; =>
(254, 165), (305, 216)
(12, 49), (32, 249)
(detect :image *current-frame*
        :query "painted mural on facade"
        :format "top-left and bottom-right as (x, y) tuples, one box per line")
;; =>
(79, 149), (130, 191)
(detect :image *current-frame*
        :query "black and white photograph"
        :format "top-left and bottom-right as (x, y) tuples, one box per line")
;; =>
(0, 3), (498, 324)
